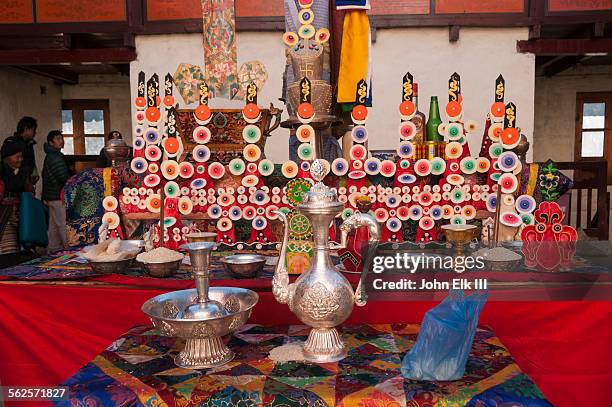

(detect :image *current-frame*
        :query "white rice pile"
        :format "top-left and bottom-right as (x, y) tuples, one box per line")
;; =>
(136, 247), (183, 263)
(268, 343), (305, 362)
(82, 238), (140, 262)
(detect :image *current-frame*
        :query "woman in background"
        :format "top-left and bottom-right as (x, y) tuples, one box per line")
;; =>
(96, 130), (123, 168)
(0, 138), (31, 267)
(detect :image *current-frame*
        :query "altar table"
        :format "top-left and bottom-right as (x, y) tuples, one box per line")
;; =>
(1, 243), (612, 406)
(55, 324), (552, 407)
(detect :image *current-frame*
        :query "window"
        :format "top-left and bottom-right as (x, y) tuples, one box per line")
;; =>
(61, 100), (110, 155)
(576, 93), (612, 183)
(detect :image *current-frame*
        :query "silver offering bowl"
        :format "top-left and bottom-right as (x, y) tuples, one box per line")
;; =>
(141, 259), (183, 278)
(88, 257), (134, 274)
(220, 254), (266, 278)
(142, 287), (258, 369)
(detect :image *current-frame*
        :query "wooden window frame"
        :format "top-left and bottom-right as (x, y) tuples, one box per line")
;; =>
(61, 99), (110, 156)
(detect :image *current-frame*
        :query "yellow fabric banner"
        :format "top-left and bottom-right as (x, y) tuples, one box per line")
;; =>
(337, 10), (370, 103)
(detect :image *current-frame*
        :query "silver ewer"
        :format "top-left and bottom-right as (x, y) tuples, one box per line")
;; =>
(273, 159), (380, 363)
(142, 242), (259, 369)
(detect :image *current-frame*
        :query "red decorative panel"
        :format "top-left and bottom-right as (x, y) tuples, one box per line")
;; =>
(147, 0), (283, 21)
(0, 0), (33, 24)
(236, 0), (283, 17)
(147, 0), (201, 21)
(369, 0), (430, 15)
(549, 0), (612, 11)
(37, 0), (126, 23)
(435, 0), (524, 14)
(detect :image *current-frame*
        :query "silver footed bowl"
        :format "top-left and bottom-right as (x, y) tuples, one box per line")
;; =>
(220, 254), (266, 278)
(142, 287), (259, 369)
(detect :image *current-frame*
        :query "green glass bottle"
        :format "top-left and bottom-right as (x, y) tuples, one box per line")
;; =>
(426, 96), (443, 142)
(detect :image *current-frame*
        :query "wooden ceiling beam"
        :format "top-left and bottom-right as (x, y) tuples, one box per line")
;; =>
(13, 65), (78, 85)
(517, 38), (612, 56)
(0, 48), (136, 65)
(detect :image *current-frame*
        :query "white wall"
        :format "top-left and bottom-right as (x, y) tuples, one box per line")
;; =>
(534, 64), (612, 162)
(131, 27), (535, 163)
(369, 27), (535, 160)
(62, 74), (132, 143)
(130, 32), (290, 161)
(0, 67), (62, 196)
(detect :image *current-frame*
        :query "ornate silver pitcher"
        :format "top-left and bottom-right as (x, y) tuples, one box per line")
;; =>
(273, 160), (380, 363)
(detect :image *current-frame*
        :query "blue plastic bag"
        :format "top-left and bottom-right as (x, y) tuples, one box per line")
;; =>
(401, 290), (488, 381)
(19, 192), (48, 247)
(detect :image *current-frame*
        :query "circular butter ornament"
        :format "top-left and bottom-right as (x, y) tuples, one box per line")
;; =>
(476, 157), (491, 173)
(283, 32), (299, 47)
(364, 157), (381, 175)
(380, 160), (396, 177)
(399, 121), (417, 140)
(282, 161), (298, 178)
(130, 157), (147, 174)
(298, 24), (315, 39)
(192, 145), (211, 163)
(460, 157), (477, 175)
(242, 124), (261, 143)
(297, 143), (314, 161)
(258, 159), (274, 176)
(351, 125), (368, 143)
(296, 124), (314, 143)
(499, 173), (518, 194)
(208, 162), (225, 179)
(397, 141), (414, 159)
(193, 126), (212, 144)
(179, 161), (194, 179)
(145, 194), (162, 213)
(445, 142), (463, 159)
(516, 195), (536, 213)
(501, 212), (522, 227)
(350, 144), (367, 161)
(332, 158), (348, 176)
(243, 144), (262, 162)
(144, 173), (160, 188)
(315, 28), (330, 44)
(414, 159), (432, 177)
(430, 157), (446, 175)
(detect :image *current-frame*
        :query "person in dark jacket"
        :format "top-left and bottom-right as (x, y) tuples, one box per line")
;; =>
(6, 117), (38, 189)
(42, 130), (70, 252)
(0, 137), (30, 266)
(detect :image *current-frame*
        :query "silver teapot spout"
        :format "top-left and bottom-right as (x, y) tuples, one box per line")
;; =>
(272, 210), (294, 306)
(335, 210), (380, 306)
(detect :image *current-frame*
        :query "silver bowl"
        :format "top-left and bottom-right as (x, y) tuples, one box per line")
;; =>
(142, 287), (259, 368)
(88, 257), (135, 274)
(141, 259), (183, 278)
(220, 254), (266, 278)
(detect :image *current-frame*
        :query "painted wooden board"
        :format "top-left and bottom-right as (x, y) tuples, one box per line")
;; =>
(370, 0), (429, 15)
(0, 0), (33, 24)
(549, 0), (612, 11)
(435, 0), (524, 14)
(37, 0), (126, 23)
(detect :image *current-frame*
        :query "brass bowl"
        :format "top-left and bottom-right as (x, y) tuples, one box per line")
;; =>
(220, 254), (266, 278)
(442, 224), (478, 243)
(186, 232), (217, 243)
(88, 258), (134, 274)
(141, 259), (183, 278)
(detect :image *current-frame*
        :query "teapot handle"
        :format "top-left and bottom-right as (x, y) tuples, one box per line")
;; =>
(338, 212), (380, 306)
(264, 103), (283, 137)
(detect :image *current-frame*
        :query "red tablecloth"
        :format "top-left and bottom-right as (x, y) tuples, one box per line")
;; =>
(0, 281), (610, 407)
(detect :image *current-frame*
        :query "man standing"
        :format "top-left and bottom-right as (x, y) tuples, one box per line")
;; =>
(42, 130), (70, 252)
(8, 117), (39, 189)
